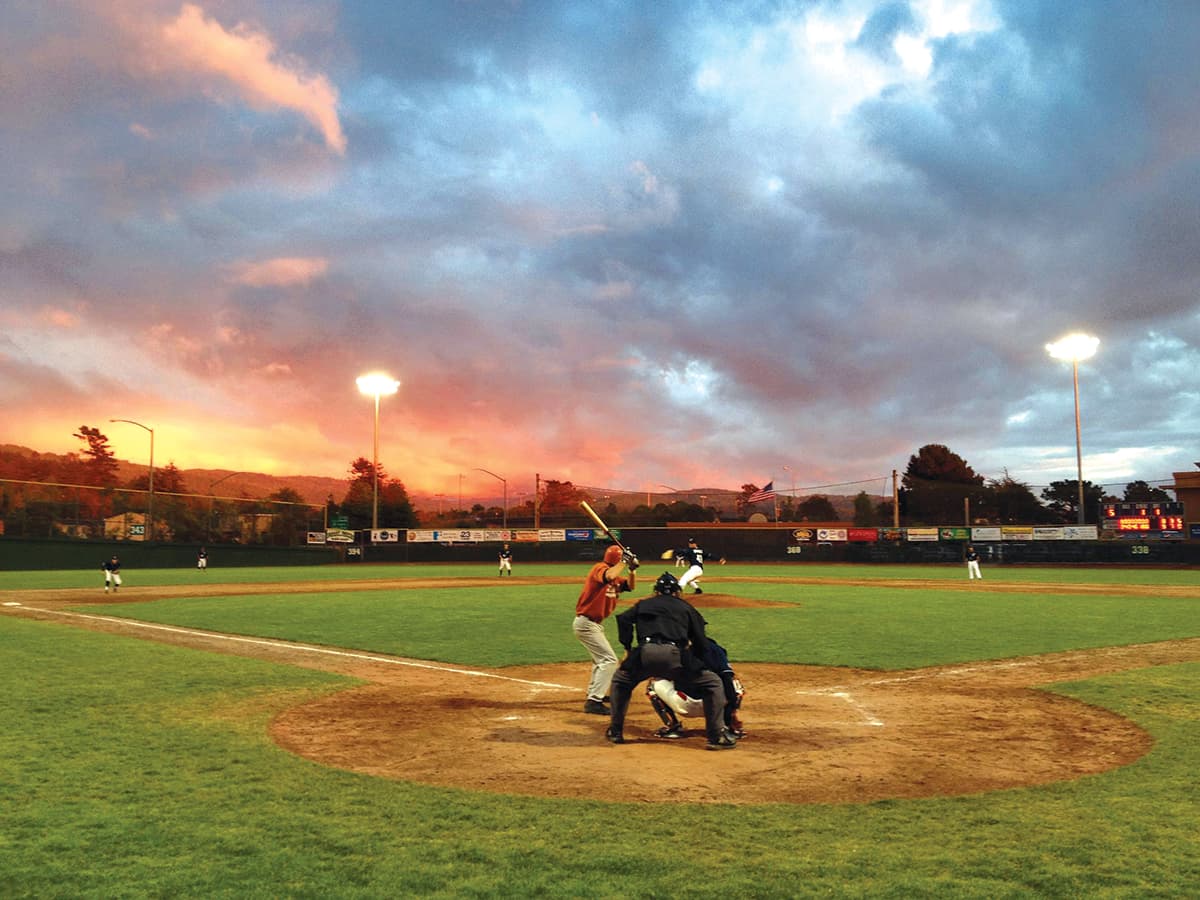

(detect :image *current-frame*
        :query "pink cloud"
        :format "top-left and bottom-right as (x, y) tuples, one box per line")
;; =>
(227, 256), (329, 287)
(160, 4), (346, 154)
(38, 307), (82, 328)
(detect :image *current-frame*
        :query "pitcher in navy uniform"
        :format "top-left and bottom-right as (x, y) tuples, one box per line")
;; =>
(675, 537), (710, 594)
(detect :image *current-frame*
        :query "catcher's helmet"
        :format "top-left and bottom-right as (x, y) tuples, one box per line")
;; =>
(654, 572), (681, 595)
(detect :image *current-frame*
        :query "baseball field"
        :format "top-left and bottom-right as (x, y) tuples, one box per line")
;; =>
(2, 561), (1199, 897)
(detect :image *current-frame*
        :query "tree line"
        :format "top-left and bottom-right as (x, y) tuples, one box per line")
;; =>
(894, 443), (1171, 527)
(0, 431), (1173, 537)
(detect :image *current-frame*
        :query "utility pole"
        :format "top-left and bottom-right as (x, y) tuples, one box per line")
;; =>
(534, 472), (541, 529)
(893, 470), (900, 528)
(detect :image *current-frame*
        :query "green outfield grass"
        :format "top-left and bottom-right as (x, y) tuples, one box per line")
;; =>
(3, 560), (1199, 591)
(2, 563), (1199, 897)
(57, 568), (1200, 671)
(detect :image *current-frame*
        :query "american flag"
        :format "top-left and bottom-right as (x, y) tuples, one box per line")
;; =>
(747, 481), (776, 503)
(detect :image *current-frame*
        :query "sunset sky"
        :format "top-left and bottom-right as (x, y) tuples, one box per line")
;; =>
(2, 0), (1197, 502)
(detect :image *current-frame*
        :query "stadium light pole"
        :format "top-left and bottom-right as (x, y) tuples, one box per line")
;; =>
(206, 471), (249, 542)
(109, 418), (153, 541)
(1046, 333), (1099, 525)
(356, 373), (401, 530)
(474, 467), (508, 530)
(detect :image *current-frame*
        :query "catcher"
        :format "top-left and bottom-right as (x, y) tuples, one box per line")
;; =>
(606, 571), (737, 750)
(646, 635), (745, 739)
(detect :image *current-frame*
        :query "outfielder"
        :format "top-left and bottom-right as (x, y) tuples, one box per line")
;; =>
(498, 543), (513, 576)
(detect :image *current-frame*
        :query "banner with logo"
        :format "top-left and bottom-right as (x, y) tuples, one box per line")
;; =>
(1001, 526), (1034, 541)
(791, 528), (816, 543)
(1033, 527), (1065, 541)
(939, 527), (970, 541)
(370, 529), (400, 542)
(847, 528), (878, 542)
(817, 528), (847, 542)
(326, 528), (356, 543)
(306, 532), (327, 544)
(1063, 526), (1099, 540)
(971, 526), (1002, 542)
(906, 527), (939, 542)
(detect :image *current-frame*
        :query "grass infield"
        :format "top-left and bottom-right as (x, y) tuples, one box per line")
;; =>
(2, 562), (1199, 897)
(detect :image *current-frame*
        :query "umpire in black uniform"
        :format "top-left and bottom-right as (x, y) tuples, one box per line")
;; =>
(605, 572), (737, 750)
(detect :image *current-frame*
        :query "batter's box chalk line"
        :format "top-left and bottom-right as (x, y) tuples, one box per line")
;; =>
(797, 687), (885, 727)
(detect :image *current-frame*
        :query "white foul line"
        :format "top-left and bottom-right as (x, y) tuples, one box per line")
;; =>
(859, 658), (1040, 688)
(799, 656), (1074, 727)
(15, 605), (575, 691)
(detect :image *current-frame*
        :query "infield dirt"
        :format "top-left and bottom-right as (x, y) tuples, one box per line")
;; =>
(5, 575), (1198, 805)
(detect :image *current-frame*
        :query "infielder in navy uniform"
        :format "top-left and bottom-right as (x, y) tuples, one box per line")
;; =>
(606, 572), (737, 750)
(965, 545), (982, 580)
(498, 543), (513, 576)
(676, 536), (711, 594)
(102, 555), (122, 592)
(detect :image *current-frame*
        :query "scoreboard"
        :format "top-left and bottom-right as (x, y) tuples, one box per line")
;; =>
(1101, 501), (1185, 533)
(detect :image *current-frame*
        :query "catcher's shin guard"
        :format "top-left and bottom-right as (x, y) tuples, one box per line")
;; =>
(647, 687), (680, 730)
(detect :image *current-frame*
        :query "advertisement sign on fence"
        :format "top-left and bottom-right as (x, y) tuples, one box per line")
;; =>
(1033, 527), (1065, 540)
(326, 528), (355, 543)
(906, 527), (939, 542)
(971, 526), (1002, 541)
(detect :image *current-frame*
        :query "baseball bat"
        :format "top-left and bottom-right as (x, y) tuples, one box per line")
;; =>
(580, 500), (629, 555)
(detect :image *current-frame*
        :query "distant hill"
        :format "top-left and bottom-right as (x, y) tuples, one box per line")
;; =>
(0, 444), (347, 507)
(0, 444), (864, 515)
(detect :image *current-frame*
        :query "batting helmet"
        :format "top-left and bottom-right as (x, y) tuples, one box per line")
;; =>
(654, 571), (681, 595)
